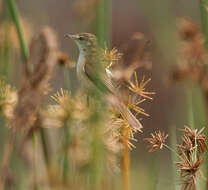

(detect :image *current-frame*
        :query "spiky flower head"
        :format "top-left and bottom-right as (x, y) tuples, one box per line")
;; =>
(176, 126), (207, 190)
(128, 72), (155, 100)
(43, 89), (90, 128)
(177, 152), (202, 190)
(144, 131), (168, 152)
(0, 80), (17, 120)
(179, 126), (207, 154)
(102, 46), (123, 69)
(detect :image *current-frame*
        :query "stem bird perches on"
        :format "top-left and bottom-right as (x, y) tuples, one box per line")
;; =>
(122, 128), (130, 190)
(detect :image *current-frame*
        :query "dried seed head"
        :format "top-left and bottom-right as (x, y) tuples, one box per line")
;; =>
(181, 126), (207, 154)
(144, 131), (168, 152)
(177, 126), (207, 190)
(43, 89), (90, 128)
(0, 80), (17, 120)
(177, 152), (203, 190)
(102, 47), (123, 69)
(128, 72), (155, 100)
(172, 18), (207, 84)
(57, 52), (71, 67)
(127, 95), (149, 117)
(179, 18), (199, 41)
(12, 27), (59, 131)
(109, 110), (139, 149)
(178, 135), (194, 154)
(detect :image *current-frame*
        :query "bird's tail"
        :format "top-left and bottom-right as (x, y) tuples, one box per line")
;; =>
(115, 101), (143, 132)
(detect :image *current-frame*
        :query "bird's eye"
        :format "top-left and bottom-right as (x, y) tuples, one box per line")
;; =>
(78, 36), (85, 41)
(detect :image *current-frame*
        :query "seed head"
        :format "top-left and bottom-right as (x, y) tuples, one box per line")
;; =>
(144, 131), (168, 152)
(177, 152), (203, 190)
(180, 126), (207, 154)
(128, 72), (155, 100)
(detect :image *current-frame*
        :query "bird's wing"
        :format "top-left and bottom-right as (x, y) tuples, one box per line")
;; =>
(84, 51), (116, 94)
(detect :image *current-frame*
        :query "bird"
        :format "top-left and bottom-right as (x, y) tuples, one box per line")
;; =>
(65, 32), (143, 131)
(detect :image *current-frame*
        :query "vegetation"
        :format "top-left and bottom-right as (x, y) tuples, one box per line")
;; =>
(1, 1), (208, 190)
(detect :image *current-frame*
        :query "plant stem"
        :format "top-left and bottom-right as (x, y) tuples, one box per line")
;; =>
(0, 131), (16, 190)
(122, 129), (130, 190)
(62, 124), (70, 184)
(200, 0), (208, 49)
(163, 144), (184, 162)
(95, 0), (112, 47)
(33, 134), (38, 190)
(185, 88), (195, 128)
(199, 1), (208, 188)
(7, 0), (28, 63)
(169, 126), (180, 190)
(40, 128), (50, 170)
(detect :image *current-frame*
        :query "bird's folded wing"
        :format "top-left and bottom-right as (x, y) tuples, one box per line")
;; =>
(84, 59), (116, 94)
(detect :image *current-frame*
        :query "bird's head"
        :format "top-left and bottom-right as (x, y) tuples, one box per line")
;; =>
(65, 33), (97, 52)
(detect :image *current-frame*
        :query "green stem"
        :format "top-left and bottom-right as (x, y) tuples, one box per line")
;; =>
(200, 0), (208, 49)
(95, 0), (112, 47)
(185, 88), (195, 128)
(7, 0), (28, 62)
(169, 126), (180, 190)
(40, 128), (50, 170)
(32, 134), (38, 190)
(199, 1), (208, 188)
(163, 144), (184, 162)
(62, 124), (70, 183)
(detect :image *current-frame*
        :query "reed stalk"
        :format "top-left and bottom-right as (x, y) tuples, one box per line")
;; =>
(7, 0), (28, 63)
(122, 129), (130, 190)
(62, 124), (70, 184)
(199, 1), (208, 188)
(200, 0), (208, 49)
(90, 1), (112, 189)
(95, 0), (112, 47)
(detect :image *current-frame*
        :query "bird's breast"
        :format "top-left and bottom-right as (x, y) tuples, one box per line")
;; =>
(76, 53), (91, 89)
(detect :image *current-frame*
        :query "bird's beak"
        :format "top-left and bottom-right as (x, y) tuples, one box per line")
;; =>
(64, 34), (77, 40)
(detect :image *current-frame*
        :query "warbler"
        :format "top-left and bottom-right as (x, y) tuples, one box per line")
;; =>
(65, 33), (142, 131)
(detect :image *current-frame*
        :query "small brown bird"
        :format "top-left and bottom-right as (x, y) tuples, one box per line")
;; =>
(65, 33), (142, 131)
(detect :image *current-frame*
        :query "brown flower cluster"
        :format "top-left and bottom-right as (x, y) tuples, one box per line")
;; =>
(176, 126), (207, 190)
(172, 18), (207, 84)
(171, 18), (208, 109)
(178, 126), (207, 154)
(144, 131), (168, 152)
(145, 126), (207, 190)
